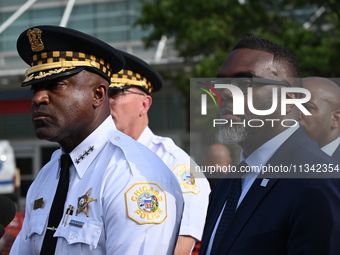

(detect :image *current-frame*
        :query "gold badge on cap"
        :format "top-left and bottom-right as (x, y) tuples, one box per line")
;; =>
(76, 188), (97, 217)
(26, 28), (44, 52)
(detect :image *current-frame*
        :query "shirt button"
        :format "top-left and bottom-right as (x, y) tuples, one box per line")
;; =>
(69, 235), (74, 240)
(115, 137), (120, 141)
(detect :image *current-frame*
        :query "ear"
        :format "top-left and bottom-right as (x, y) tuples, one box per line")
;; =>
(140, 95), (152, 117)
(93, 84), (107, 108)
(284, 92), (300, 114)
(331, 109), (340, 129)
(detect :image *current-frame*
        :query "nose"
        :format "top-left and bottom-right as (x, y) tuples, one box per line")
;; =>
(220, 87), (234, 101)
(32, 88), (49, 106)
(219, 87), (236, 109)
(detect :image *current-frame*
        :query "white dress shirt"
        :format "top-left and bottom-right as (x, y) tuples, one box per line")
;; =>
(206, 125), (300, 254)
(321, 137), (340, 156)
(10, 117), (184, 255)
(138, 126), (211, 240)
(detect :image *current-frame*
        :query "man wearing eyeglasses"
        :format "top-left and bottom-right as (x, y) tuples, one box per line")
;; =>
(108, 51), (211, 255)
(199, 36), (340, 255)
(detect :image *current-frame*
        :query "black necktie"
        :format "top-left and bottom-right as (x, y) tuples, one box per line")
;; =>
(210, 161), (246, 254)
(40, 154), (72, 255)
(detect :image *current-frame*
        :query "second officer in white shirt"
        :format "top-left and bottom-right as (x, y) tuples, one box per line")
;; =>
(109, 51), (211, 255)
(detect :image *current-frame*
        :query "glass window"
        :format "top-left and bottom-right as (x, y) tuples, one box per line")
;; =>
(167, 94), (184, 130)
(149, 92), (185, 131)
(149, 96), (164, 130)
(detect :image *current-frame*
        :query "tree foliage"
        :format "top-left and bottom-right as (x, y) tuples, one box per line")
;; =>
(136, 0), (340, 100)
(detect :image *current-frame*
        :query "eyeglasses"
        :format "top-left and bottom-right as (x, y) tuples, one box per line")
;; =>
(210, 76), (290, 94)
(108, 88), (146, 98)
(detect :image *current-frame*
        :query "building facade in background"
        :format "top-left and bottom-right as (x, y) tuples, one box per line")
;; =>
(0, 0), (187, 206)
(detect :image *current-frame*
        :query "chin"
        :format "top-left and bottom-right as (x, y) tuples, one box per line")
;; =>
(34, 127), (57, 141)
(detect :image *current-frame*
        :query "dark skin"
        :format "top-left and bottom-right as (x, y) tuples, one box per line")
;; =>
(299, 77), (340, 148)
(217, 48), (299, 156)
(31, 70), (110, 153)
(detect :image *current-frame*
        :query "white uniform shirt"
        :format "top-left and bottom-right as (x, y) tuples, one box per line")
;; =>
(10, 117), (184, 255)
(138, 126), (211, 240)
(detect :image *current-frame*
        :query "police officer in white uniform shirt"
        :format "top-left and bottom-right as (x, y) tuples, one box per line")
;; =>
(109, 50), (211, 255)
(10, 25), (184, 255)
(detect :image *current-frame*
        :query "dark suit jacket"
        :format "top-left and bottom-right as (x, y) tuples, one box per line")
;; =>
(332, 144), (340, 162)
(200, 127), (340, 255)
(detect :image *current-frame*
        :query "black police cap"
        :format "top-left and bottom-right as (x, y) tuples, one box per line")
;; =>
(109, 50), (163, 94)
(17, 25), (124, 86)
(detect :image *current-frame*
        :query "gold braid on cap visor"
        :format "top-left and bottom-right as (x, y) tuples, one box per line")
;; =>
(110, 69), (153, 94)
(24, 51), (112, 82)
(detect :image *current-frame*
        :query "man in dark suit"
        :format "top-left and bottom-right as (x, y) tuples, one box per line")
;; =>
(199, 36), (340, 255)
(299, 77), (340, 161)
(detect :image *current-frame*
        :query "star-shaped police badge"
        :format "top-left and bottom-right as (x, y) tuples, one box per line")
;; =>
(76, 188), (97, 217)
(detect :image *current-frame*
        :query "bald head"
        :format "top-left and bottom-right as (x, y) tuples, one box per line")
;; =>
(205, 144), (232, 168)
(299, 77), (340, 147)
(303, 77), (340, 104)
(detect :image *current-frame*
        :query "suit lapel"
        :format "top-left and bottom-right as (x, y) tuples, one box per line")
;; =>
(217, 174), (279, 253)
(332, 144), (340, 162)
(266, 126), (308, 165)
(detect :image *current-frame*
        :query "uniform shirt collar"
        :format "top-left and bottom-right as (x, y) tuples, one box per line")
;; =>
(322, 137), (340, 156)
(67, 116), (117, 178)
(240, 124), (300, 169)
(137, 126), (153, 145)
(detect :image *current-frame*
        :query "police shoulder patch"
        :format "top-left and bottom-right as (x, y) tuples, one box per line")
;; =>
(172, 164), (200, 194)
(125, 183), (167, 224)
